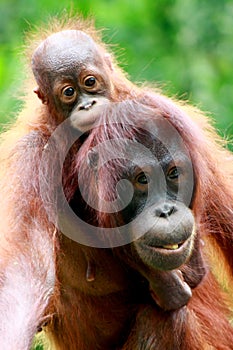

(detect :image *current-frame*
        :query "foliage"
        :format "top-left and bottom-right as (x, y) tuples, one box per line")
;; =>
(0, 0), (232, 147)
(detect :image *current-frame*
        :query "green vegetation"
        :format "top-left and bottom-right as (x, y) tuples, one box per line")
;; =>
(0, 0), (233, 147)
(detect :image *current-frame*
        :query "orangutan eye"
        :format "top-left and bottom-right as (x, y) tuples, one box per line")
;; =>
(167, 167), (181, 180)
(63, 86), (75, 96)
(136, 173), (150, 185)
(84, 76), (96, 87)
(60, 85), (77, 103)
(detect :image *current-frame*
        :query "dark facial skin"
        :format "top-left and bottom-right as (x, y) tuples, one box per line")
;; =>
(119, 147), (195, 271)
(32, 30), (113, 130)
(88, 126), (206, 310)
(115, 138), (197, 309)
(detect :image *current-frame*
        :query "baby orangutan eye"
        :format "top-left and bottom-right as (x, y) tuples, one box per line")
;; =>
(63, 86), (75, 96)
(84, 76), (97, 87)
(60, 86), (77, 103)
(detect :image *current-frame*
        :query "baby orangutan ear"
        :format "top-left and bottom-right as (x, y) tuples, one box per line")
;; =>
(33, 87), (48, 104)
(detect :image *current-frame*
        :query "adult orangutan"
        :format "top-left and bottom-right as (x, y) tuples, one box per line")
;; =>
(71, 100), (233, 349)
(0, 16), (232, 350)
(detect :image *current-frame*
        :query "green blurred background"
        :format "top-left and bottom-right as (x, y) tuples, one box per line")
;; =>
(0, 0), (233, 148)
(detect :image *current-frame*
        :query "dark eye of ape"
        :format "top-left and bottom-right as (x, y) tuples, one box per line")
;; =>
(136, 173), (150, 185)
(167, 167), (180, 180)
(63, 87), (75, 96)
(84, 76), (96, 87)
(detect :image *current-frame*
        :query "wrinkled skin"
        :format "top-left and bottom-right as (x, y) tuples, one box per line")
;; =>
(81, 116), (206, 310)
(32, 30), (114, 131)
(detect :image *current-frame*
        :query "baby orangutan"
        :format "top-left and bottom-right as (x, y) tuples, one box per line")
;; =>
(32, 28), (138, 131)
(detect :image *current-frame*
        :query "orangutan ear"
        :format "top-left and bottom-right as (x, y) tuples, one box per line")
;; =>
(33, 87), (48, 105)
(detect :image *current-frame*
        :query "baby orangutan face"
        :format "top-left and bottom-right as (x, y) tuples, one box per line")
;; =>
(32, 30), (114, 131)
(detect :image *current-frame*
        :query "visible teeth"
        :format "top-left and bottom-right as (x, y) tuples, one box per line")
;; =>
(162, 244), (179, 250)
(84, 103), (92, 110)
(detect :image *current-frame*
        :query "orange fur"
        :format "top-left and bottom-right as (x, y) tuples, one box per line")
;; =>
(0, 16), (232, 349)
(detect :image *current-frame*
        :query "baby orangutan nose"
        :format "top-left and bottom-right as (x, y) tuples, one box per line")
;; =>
(78, 98), (97, 111)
